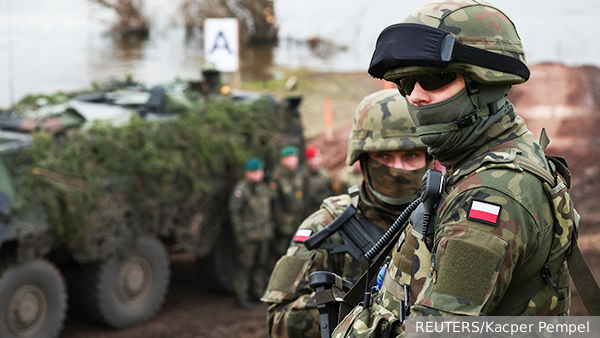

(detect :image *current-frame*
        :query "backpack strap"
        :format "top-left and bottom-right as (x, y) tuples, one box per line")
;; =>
(493, 243), (571, 315)
(539, 127), (571, 188)
(515, 155), (555, 187)
(567, 232), (600, 315)
(493, 154), (600, 315)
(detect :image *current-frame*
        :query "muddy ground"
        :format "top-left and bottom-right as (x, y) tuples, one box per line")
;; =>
(60, 63), (600, 337)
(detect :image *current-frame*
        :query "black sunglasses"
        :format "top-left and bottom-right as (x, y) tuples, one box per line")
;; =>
(393, 72), (457, 97)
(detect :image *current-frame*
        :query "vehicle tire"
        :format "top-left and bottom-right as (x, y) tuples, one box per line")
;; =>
(78, 235), (170, 329)
(205, 224), (235, 293)
(0, 260), (67, 338)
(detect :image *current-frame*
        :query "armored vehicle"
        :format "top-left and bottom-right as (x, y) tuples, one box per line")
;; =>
(0, 82), (304, 338)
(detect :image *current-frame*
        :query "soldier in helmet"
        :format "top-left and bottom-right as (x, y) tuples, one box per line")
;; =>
(261, 89), (431, 338)
(229, 157), (275, 310)
(199, 61), (222, 95)
(303, 145), (334, 215)
(333, 1), (577, 336)
(184, 61), (225, 101)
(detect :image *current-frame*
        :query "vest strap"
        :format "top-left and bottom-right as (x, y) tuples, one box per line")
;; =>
(567, 234), (600, 315)
(382, 270), (405, 301)
(493, 247), (569, 315)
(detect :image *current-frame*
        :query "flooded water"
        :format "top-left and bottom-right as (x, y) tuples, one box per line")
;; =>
(1, 0), (599, 108)
(274, 0), (600, 71)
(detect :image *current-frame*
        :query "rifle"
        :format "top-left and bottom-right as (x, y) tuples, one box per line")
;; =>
(303, 202), (379, 261)
(306, 169), (446, 338)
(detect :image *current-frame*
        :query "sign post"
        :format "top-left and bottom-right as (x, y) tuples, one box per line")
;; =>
(204, 18), (240, 88)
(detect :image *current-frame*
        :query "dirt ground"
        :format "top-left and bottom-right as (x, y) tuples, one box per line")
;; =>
(60, 63), (600, 337)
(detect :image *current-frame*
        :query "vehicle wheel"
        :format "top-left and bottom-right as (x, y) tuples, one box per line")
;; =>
(205, 224), (235, 293)
(79, 235), (170, 329)
(0, 260), (67, 338)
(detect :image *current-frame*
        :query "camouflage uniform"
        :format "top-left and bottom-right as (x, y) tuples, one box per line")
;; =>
(263, 190), (398, 338)
(262, 89), (429, 338)
(333, 2), (577, 337)
(335, 164), (363, 195)
(271, 163), (308, 260)
(304, 166), (334, 215)
(229, 177), (275, 302)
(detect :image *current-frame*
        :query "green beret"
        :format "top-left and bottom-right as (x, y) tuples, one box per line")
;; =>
(280, 146), (299, 158)
(244, 157), (264, 171)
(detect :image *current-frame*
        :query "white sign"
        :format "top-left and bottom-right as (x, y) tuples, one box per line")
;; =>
(204, 18), (239, 72)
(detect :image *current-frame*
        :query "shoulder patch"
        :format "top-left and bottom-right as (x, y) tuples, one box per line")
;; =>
(293, 229), (312, 242)
(234, 190), (242, 199)
(467, 200), (502, 225)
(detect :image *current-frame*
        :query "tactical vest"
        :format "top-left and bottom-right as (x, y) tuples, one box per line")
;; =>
(390, 146), (576, 316)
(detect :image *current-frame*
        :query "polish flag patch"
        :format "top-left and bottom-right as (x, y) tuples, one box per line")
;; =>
(467, 200), (502, 225)
(293, 229), (312, 242)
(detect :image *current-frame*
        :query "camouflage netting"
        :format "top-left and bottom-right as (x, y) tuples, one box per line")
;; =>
(2, 98), (288, 263)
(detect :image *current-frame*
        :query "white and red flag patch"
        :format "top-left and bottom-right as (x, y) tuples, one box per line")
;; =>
(293, 229), (312, 242)
(467, 200), (502, 225)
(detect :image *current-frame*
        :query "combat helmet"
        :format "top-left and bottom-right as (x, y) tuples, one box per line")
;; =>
(201, 61), (220, 78)
(346, 89), (426, 165)
(369, 0), (529, 86)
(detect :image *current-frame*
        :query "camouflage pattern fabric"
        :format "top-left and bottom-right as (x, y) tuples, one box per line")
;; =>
(0, 110), (86, 135)
(365, 157), (424, 201)
(262, 188), (403, 338)
(346, 89), (426, 166)
(264, 88), (426, 338)
(382, 0), (528, 86)
(331, 2), (576, 336)
(304, 167), (334, 216)
(271, 164), (308, 260)
(335, 165), (363, 194)
(229, 178), (275, 301)
(233, 240), (271, 301)
(410, 116), (574, 318)
(332, 115), (576, 338)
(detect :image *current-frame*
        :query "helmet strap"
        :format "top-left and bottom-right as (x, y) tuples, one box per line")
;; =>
(465, 76), (480, 108)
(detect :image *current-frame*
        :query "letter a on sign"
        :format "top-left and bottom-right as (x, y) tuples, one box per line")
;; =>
(210, 31), (232, 54)
(204, 18), (239, 72)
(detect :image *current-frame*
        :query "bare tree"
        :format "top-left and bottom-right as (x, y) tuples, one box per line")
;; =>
(90, 0), (150, 38)
(178, 0), (277, 45)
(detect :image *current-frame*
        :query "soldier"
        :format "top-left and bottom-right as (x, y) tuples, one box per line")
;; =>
(333, 1), (577, 336)
(261, 89), (430, 338)
(271, 145), (308, 261)
(199, 61), (223, 96)
(303, 145), (334, 215)
(229, 157), (275, 310)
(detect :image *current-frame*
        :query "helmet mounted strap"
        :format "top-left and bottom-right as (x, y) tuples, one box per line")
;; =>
(465, 77), (480, 108)
(369, 23), (530, 81)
